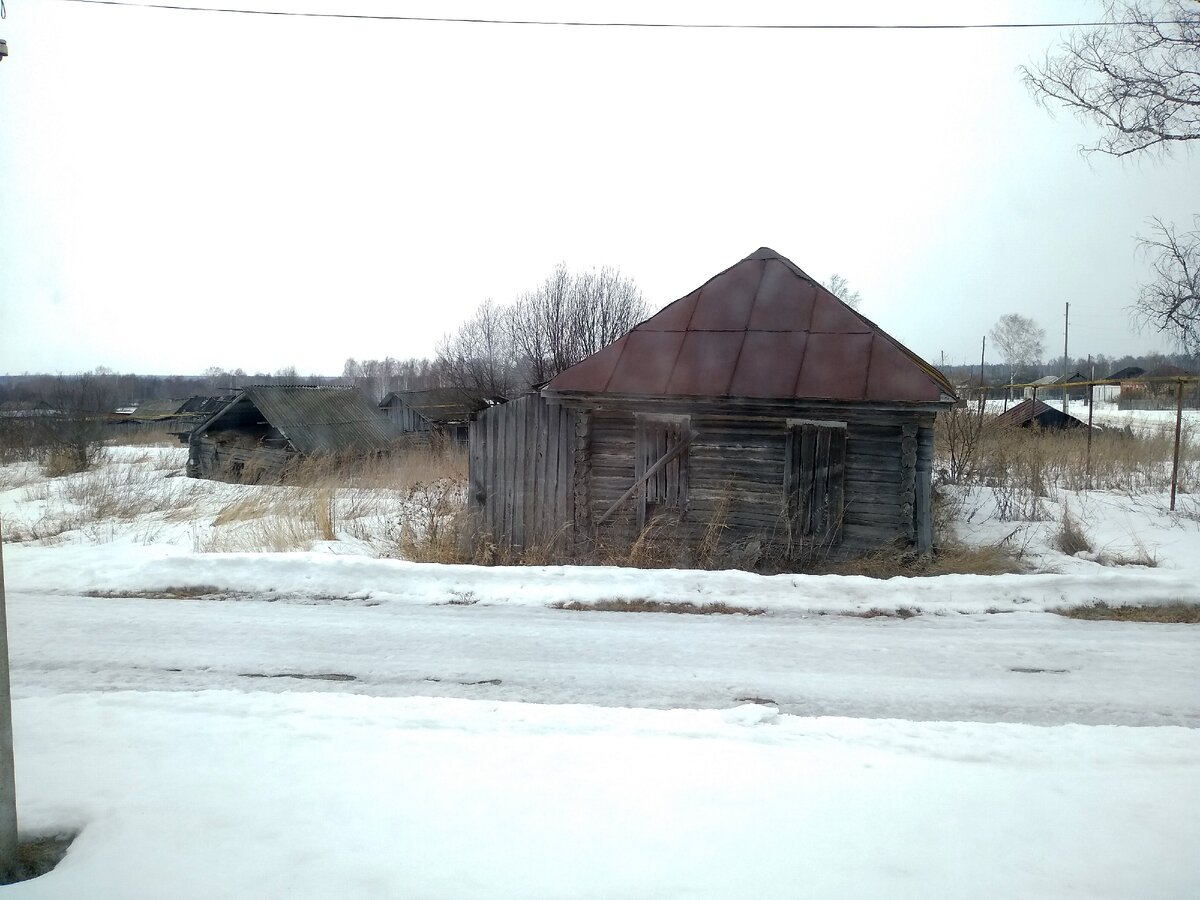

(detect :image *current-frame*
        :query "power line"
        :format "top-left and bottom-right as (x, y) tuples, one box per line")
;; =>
(40, 0), (1189, 30)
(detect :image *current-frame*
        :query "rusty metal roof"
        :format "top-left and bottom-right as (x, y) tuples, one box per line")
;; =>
(230, 385), (402, 455)
(546, 248), (956, 404)
(994, 399), (1086, 429)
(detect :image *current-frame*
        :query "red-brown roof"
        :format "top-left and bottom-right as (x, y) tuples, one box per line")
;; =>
(546, 248), (956, 403)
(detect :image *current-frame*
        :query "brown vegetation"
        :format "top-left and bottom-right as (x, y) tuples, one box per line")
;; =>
(1052, 601), (1200, 623)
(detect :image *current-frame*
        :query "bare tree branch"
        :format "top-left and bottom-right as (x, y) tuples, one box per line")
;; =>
(1021, 0), (1200, 157)
(1132, 216), (1200, 352)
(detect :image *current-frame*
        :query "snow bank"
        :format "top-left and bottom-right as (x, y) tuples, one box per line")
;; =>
(5, 540), (1194, 615)
(9, 692), (1199, 900)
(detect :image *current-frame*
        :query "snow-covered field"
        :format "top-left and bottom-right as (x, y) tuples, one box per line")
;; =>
(1, 432), (1198, 898)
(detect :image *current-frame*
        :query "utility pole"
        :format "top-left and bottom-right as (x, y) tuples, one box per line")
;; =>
(1062, 302), (1070, 414)
(978, 336), (986, 416)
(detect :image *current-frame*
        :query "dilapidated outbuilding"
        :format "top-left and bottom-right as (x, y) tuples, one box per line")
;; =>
(468, 248), (958, 566)
(379, 389), (486, 446)
(994, 398), (1086, 430)
(188, 385), (402, 482)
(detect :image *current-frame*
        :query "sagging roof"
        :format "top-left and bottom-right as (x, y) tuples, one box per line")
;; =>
(202, 385), (401, 455)
(177, 395), (234, 415)
(130, 398), (189, 420)
(546, 247), (956, 404)
(995, 399), (1086, 429)
(379, 389), (486, 424)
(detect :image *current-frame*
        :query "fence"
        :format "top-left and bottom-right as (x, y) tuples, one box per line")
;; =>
(468, 393), (576, 554)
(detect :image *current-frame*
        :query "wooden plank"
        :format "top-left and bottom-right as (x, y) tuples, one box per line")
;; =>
(514, 398), (529, 549)
(634, 417), (647, 530)
(829, 426), (846, 544)
(798, 424), (816, 535)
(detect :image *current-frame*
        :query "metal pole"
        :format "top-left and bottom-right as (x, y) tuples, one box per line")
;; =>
(1170, 380), (1184, 512)
(0, 518), (20, 877)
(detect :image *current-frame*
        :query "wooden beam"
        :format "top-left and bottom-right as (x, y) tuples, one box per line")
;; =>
(596, 429), (695, 527)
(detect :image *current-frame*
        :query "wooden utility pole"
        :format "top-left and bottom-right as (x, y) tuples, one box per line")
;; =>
(978, 336), (986, 416)
(1062, 302), (1070, 414)
(1171, 381), (1184, 511)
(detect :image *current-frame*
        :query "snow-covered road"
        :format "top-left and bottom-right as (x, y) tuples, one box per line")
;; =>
(10, 592), (1198, 727)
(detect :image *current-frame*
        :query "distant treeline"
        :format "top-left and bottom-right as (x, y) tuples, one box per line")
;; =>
(941, 351), (1199, 387)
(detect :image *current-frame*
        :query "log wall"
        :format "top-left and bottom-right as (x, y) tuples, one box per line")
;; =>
(470, 392), (939, 564)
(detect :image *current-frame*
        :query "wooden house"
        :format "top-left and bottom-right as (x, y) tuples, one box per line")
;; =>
(468, 248), (958, 565)
(188, 385), (401, 482)
(379, 389), (486, 446)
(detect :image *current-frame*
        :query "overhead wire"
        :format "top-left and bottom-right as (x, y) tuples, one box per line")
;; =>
(38, 0), (1191, 30)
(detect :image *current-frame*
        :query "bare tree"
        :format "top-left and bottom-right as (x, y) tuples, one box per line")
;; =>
(35, 375), (117, 474)
(437, 299), (521, 399)
(438, 265), (647, 397)
(989, 314), (1046, 393)
(1134, 216), (1200, 351)
(825, 274), (862, 309)
(1021, 1), (1200, 158)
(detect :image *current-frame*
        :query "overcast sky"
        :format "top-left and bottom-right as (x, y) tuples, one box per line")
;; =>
(1, 0), (1196, 376)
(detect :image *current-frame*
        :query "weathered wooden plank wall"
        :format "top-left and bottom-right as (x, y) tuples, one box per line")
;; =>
(468, 394), (575, 554)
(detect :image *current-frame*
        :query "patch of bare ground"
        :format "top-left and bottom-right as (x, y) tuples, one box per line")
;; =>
(551, 599), (765, 616)
(84, 586), (232, 600)
(1052, 601), (1200, 623)
(845, 607), (922, 619)
(0, 832), (77, 886)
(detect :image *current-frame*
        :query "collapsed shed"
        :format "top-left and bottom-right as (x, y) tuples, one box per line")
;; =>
(994, 399), (1086, 430)
(468, 247), (958, 564)
(188, 385), (402, 482)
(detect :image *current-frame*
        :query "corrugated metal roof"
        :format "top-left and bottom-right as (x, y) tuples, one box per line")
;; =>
(237, 385), (402, 455)
(546, 247), (957, 404)
(994, 399), (1086, 429)
(379, 389), (485, 424)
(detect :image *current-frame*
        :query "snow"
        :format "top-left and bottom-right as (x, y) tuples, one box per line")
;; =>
(0, 437), (1198, 897)
(6, 693), (1199, 900)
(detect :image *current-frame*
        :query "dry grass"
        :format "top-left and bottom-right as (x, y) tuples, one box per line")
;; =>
(551, 599), (766, 615)
(955, 416), (1200, 503)
(823, 542), (1024, 577)
(1054, 506), (1094, 556)
(1052, 601), (1200, 623)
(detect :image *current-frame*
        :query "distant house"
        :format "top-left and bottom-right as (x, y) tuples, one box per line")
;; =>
(0, 400), (59, 418)
(995, 399), (1087, 430)
(468, 247), (958, 564)
(1117, 365), (1197, 410)
(188, 385), (402, 482)
(379, 389), (487, 446)
(1095, 367), (1144, 403)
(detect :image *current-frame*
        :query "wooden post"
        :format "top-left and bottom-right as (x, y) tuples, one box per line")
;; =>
(1086, 383), (1094, 490)
(1170, 380), (1184, 512)
(0, 518), (20, 878)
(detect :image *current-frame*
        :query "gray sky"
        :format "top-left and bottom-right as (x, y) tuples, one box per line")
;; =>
(1, 0), (1196, 375)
